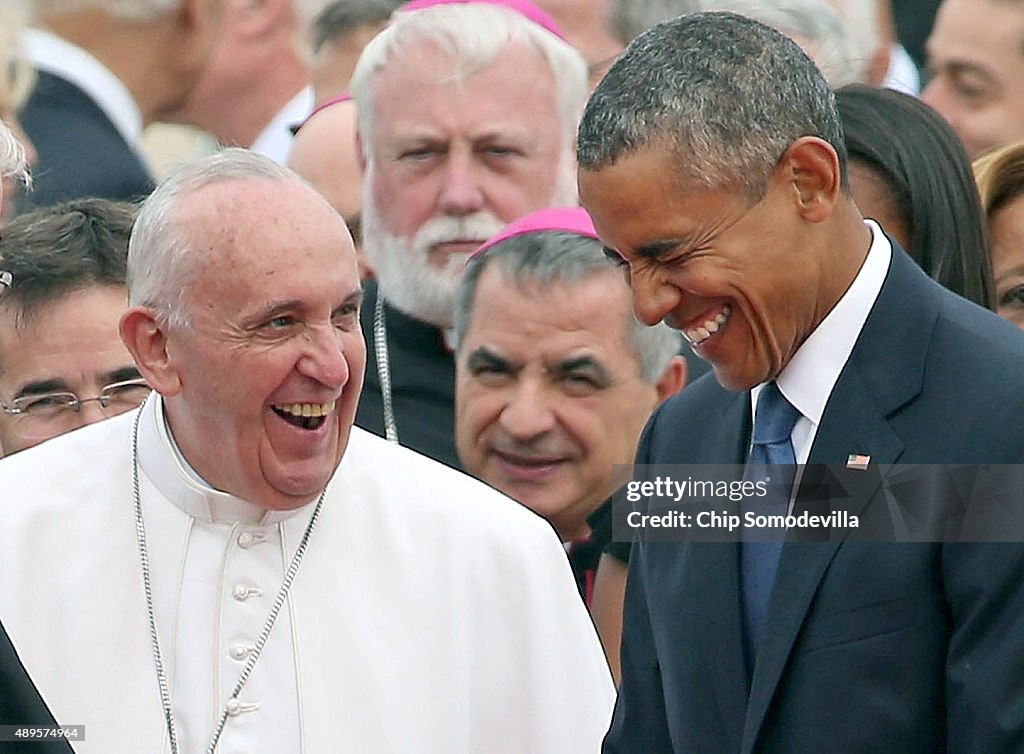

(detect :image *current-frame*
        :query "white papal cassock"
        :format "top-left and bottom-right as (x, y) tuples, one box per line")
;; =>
(0, 395), (615, 753)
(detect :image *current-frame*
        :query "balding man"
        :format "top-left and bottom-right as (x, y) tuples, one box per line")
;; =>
(21, 0), (222, 206)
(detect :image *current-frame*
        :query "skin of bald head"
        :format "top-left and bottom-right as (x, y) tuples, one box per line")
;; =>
(287, 98), (373, 278)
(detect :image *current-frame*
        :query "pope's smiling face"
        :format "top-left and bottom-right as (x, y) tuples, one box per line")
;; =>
(157, 177), (366, 510)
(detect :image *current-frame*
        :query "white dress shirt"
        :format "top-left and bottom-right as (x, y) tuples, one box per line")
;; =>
(250, 87), (314, 165)
(752, 220), (892, 464)
(23, 28), (146, 161)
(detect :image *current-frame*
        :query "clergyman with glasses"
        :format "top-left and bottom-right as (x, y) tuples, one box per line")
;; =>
(0, 197), (147, 456)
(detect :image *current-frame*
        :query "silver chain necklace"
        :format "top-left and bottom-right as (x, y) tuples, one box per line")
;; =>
(131, 399), (326, 754)
(373, 291), (400, 444)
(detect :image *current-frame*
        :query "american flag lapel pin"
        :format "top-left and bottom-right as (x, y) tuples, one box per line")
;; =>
(846, 454), (870, 471)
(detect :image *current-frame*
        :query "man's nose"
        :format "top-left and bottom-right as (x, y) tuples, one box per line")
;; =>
(298, 325), (351, 389)
(630, 272), (681, 328)
(498, 381), (556, 439)
(437, 153), (486, 217)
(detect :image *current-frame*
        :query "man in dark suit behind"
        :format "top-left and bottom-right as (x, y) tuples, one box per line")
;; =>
(19, 0), (223, 208)
(577, 11), (1024, 753)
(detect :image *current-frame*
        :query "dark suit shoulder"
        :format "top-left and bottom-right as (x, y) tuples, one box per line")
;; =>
(640, 371), (749, 465)
(20, 72), (153, 207)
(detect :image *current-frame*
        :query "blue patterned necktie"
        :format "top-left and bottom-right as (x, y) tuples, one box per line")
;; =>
(741, 381), (801, 676)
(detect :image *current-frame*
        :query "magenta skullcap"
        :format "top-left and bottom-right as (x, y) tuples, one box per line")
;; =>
(472, 207), (599, 260)
(398, 0), (566, 40)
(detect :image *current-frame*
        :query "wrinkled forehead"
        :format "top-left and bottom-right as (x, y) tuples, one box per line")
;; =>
(479, 262), (635, 336)
(176, 178), (356, 272)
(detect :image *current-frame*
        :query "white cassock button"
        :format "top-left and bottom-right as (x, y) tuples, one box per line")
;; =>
(225, 699), (259, 716)
(229, 644), (251, 661)
(237, 532), (255, 548)
(232, 584), (250, 601)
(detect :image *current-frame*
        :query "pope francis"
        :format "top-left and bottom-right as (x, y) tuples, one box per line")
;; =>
(0, 149), (615, 753)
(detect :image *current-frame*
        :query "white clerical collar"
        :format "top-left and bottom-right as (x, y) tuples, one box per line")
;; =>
(136, 393), (311, 525)
(250, 86), (314, 165)
(24, 28), (144, 150)
(752, 219), (890, 461)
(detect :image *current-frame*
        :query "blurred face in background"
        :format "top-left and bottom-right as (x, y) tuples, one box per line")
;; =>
(0, 15), (36, 221)
(360, 39), (576, 327)
(989, 193), (1024, 328)
(923, 0), (1024, 158)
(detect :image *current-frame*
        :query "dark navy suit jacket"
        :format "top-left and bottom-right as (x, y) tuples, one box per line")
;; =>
(19, 71), (154, 209)
(604, 247), (1024, 753)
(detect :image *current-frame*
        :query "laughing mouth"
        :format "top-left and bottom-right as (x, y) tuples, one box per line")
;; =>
(272, 401), (336, 430)
(685, 305), (731, 346)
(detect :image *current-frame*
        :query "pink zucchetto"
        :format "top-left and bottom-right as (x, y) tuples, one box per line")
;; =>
(397, 0), (566, 40)
(472, 207), (599, 259)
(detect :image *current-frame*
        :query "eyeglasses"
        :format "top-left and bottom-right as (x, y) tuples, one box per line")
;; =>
(0, 378), (151, 439)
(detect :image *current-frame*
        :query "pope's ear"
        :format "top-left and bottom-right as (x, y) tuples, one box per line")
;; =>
(120, 306), (182, 396)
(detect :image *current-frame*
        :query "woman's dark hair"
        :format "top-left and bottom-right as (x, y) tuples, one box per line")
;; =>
(836, 84), (994, 309)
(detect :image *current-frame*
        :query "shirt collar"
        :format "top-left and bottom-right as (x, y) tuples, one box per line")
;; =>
(24, 28), (144, 148)
(136, 393), (311, 525)
(250, 86), (314, 165)
(772, 219), (891, 424)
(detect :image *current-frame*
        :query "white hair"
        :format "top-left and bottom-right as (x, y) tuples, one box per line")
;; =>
(350, 3), (589, 161)
(702, 0), (865, 87)
(0, 120), (30, 188)
(30, 0), (181, 21)
(127, 149), (304, 327)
